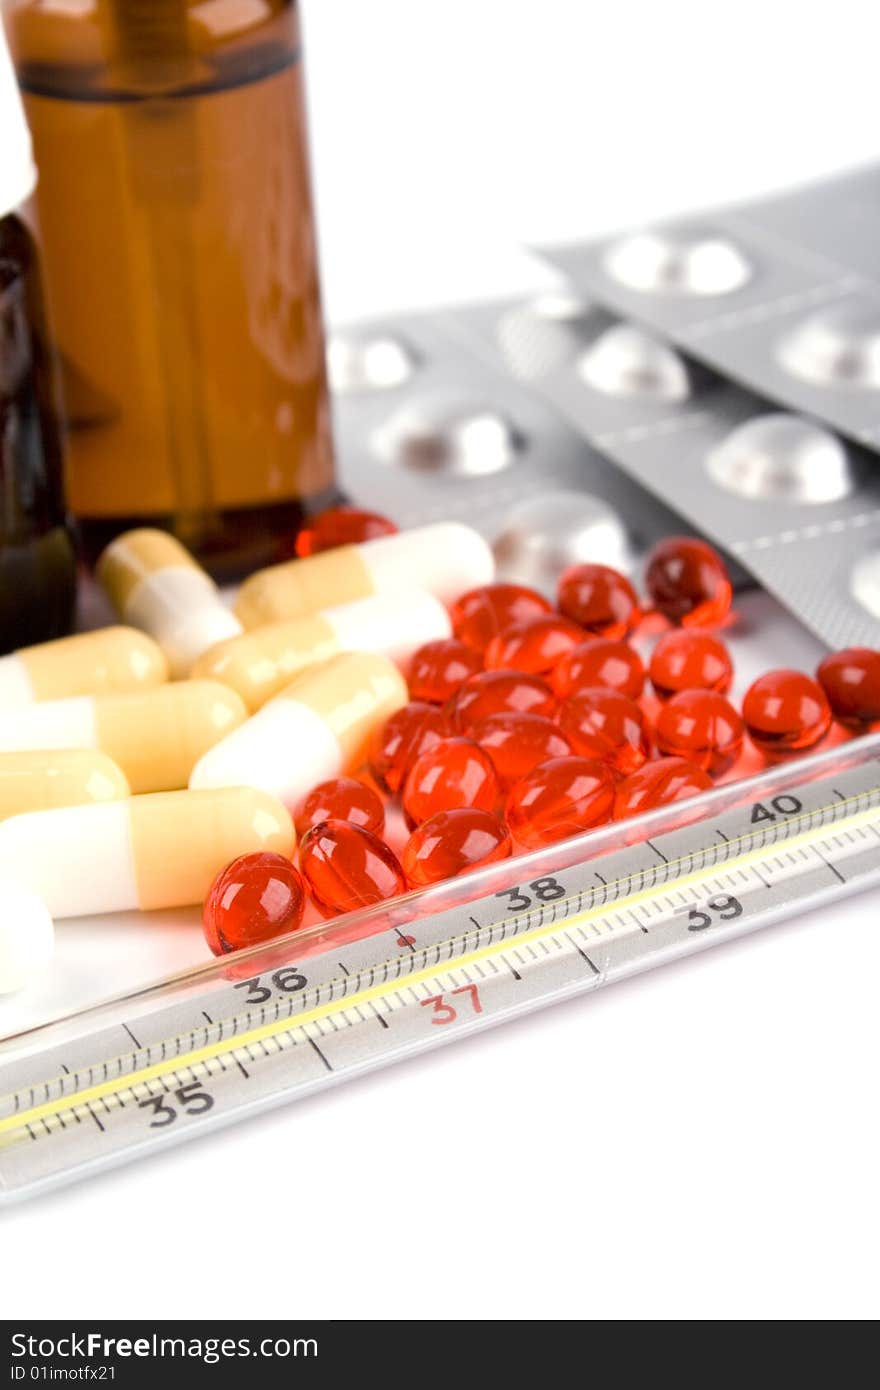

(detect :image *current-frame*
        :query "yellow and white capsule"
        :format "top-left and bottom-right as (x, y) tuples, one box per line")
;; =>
(190, 651), (407, 809)
(0, 626), (168, 708)
(0, 787), (295, 918)
(97, 528), (243, 677)
(234, 522), (494, 629)
(0, 749), (130, 820)
(193, 589), (450, 713)
(0, 680), (247, 794)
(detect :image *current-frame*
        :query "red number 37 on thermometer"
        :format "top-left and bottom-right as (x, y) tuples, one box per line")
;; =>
(419, 985), (483, 1026)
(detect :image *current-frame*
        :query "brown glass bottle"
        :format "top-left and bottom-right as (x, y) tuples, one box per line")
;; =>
(3, 0), (337, 579)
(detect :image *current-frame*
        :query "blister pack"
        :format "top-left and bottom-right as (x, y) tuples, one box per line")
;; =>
(327, 304), (721, 593)
(537, 163), (880, 451)
(429, 294), (880, 651)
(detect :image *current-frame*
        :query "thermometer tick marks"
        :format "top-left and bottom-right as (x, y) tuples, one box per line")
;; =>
(813, 846), (847, 884)
(565, 932), (601, 974)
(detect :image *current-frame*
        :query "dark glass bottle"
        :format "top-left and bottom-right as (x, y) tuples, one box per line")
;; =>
(0, 31), (76, 654)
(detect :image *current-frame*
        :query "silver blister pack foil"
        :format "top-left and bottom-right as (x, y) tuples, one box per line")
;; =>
(436, 296), (880, 651)
(328, 305), (718, 596)
(537, 163), (880, 451)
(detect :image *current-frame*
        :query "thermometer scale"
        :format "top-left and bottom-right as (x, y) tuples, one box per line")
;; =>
(2, 734), (879, 1202)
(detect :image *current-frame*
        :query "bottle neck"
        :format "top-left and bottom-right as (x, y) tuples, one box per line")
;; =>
(5, 0), (301, 102)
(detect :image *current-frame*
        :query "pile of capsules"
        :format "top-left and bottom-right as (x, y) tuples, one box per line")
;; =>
(1, 503), (879, 994)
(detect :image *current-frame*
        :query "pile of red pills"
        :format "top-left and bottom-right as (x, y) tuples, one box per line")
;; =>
(203, 517), (880, 955)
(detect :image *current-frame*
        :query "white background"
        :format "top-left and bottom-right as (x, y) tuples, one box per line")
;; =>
(3, 0), (880, 1322)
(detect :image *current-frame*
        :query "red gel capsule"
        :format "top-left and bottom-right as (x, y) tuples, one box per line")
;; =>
(613, 757), (713, 820)
(294, 776), (385, 839)
(451, 582), (553, 652)
(505, 756), (616, 849)
(654, 689), (744, 774)
(558, 688), (651, 775)
(484, 614), (585, 676)
(557, 563), (641, 639)
(472, 711), (573, 787)
(370, 701), (450, 793)
(451, 669), (557, 731)
(299, 820), (406, 918)
(645, 537), (732, 627)
(403, 737), (500, 827)
(742, 669), (831, 755)
(402, 808), (512, 888)
(408, 638), (483, 704)
(552, 638), (645, 701)
(203, 852), (306, 956)
(295, 505), (398, 557)
(649, 629), (733, 699)
(817, 647), (880, 725)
